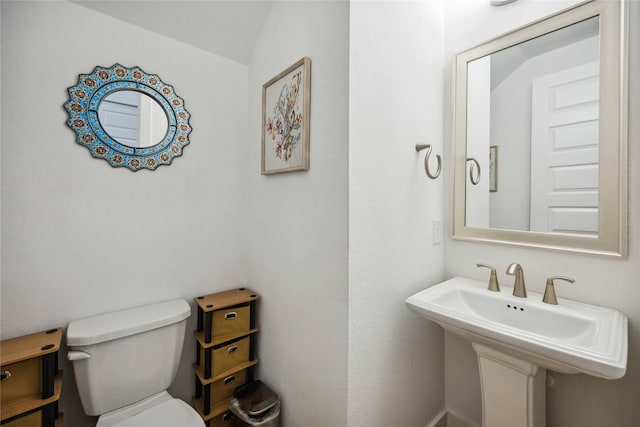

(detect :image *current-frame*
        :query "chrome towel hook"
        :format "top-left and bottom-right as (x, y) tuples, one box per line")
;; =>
(466, 157), (481, 185)
(415, 144), (441, 179)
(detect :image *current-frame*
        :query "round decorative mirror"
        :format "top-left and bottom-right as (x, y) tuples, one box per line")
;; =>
(64, 64), (191, 171)
(97, 90), (169, 148)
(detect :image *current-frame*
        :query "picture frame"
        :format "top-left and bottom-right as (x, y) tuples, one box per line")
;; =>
(262, 57), (311, 175)
(489, 145), (498, 192)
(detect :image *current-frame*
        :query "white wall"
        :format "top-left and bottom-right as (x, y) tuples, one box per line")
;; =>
(1, 2), (249, 426)
(247, 2), (350, 426)
(465, 56), (491, 229)
(444, 1), (640, 425)
(348, 1), (446, 426)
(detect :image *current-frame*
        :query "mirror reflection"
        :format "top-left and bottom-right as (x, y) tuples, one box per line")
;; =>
(97, 90), (169, 148)
(465, 17), (600, 236)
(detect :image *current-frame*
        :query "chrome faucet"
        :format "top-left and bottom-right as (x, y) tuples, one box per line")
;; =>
(506, 263), (527, 297)
(543, 276), (575, 305)
(476, 263), (500, 292)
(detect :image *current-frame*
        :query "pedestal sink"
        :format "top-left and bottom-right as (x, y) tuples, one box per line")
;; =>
(405, 277), (627, 427)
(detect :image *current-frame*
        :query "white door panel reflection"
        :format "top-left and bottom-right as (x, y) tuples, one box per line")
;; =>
(530, 61), (599, 235)
(98, 90), (169, 148)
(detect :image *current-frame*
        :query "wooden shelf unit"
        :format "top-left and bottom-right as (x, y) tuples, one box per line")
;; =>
(1, 328), (64, 426)
(192, 288), (259, 426)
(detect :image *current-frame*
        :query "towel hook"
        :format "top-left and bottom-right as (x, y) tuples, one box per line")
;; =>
(415, 144), (441, 179)
(466, 157), (481, 185)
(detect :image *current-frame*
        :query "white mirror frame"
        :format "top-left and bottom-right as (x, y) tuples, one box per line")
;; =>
(451, 0), (628, 257)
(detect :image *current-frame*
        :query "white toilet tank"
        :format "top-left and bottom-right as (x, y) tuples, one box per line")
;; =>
(66, 299), (191, 416)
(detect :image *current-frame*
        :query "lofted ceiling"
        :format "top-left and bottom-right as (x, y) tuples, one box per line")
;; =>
(71, 0), (274, 65)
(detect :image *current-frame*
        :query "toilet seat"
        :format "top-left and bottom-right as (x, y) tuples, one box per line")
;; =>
(113, 398), (204, 427)
(96, 392), (204, 427)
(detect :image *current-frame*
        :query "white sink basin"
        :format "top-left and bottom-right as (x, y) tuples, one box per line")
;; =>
(406, 277), (627, 379)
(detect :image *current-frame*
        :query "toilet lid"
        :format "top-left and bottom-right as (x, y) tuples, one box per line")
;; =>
(113, 398), (204, 427)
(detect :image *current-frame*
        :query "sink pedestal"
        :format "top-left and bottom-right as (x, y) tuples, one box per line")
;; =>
(473, 343), (546, 427)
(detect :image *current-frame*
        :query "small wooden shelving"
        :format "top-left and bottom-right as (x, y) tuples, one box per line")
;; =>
(1, 328), (64, 427)
(191, 288), (259, 426)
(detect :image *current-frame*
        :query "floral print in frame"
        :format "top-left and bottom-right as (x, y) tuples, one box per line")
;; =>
(262, 57), (311, 174)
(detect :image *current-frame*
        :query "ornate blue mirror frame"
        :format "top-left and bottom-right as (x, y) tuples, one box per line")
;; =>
(64, 64), (191, 171)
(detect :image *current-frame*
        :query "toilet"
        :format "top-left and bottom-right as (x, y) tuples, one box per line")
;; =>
(66, 299), (205, 427)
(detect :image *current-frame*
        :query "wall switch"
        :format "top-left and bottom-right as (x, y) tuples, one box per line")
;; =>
(432, 219), (442, 245)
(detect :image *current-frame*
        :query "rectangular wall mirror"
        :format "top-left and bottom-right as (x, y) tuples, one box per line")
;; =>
(451, 0), (628, 257)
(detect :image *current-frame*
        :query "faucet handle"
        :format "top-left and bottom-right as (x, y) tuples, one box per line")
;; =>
(543, 276), (575, 305)
(476, 263), (500, 292)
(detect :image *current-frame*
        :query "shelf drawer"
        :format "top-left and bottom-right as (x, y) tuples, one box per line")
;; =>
(1, 328), (61, 409)
(1, 358), (41, 407)
(1, 409), (40, 427)
(200, 336), (250, 379)
(193, 362), (256, 417)
(212, 336), (250, 376)
(195, 289), (259, 345)
(210, 370), (247, 407)
(209, 410), (237, 427)
(1, 402), (59, 427)
(1, 353), (58, 408)
(211, 304), (251, 338)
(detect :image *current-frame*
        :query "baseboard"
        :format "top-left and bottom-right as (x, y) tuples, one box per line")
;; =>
(426, 409), (448, 427)
(445, 409), (481, 427)
(425, 409), (481, 427)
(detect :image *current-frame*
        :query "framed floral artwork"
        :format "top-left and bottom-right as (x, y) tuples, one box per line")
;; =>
(262, 57), (311, 174)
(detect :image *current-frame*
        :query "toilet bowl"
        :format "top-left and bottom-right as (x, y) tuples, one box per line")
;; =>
(66, 299), (204, 427)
